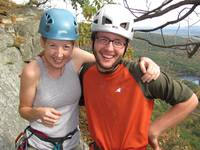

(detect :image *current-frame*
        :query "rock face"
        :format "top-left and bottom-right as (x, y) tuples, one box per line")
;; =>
(0, 7), (42, 149)
(0, 64), (25, 150)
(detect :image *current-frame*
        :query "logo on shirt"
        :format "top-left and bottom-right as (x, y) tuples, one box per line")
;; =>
(115, 87), (122, 93)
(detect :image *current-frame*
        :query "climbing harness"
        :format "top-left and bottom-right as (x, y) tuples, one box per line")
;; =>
(15, 126), (33, 150)
(15, 126), (78, 150)
(89, 142), (101, 150)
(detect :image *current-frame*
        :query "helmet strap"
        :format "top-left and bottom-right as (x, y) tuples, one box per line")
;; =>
(123, 40), (129, 56)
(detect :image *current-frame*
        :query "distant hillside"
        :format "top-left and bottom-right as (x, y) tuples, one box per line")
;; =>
(152, 26), (200, 37)
(132, 32), (200, 76)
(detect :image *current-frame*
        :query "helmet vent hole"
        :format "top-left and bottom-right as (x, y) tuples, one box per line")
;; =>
(131, 28), (134, 32)
(102, 16), (112, 25)
(47, 18), (53, 24)
(74, 21), (77, 26)
(120, 23), (129, 30)
(96, 12), (100, 15)
(94, 19), (98, 24)
(45, 13), (50, 19)
(45, 25), (50, 32)
(45, 13), (53, 24)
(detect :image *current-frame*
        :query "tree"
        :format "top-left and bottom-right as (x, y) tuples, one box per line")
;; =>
(73, 0), (200, 57)
(30, 0), (200, 57)
(123, 0), (200, 58)
(28, 0), (47, 7)
(71, 0), (113, 49)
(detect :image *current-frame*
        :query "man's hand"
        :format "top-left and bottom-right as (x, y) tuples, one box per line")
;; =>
(148, 132), (162, 150)
(139, 57), (160, 83)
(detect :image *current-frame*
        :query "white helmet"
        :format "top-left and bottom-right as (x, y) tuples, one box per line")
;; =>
(91, 3), (134, 40)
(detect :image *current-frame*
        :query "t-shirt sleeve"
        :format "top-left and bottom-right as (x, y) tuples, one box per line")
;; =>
(144, 71), (194, 105)
(124, 60), (194, 105)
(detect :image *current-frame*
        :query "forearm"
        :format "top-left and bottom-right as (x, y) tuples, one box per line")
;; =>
(19, 106), (42, 122)
(150, 93), (198, 137)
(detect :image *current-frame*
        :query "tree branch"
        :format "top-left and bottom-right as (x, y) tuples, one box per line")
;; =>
(134, 0), (200, 22)
(134, 36), (200, 57)
(135, 5), (198, 32)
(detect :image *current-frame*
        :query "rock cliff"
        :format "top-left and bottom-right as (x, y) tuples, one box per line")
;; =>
(0, 7), (42, 149)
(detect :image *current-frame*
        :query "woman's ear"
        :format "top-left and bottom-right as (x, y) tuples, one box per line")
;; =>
(38, 50), (45, 57)
(40, 36), (45, 48)
(73, 41), (78, 48)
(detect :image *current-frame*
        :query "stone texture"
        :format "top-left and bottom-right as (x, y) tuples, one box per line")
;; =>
(0, 64), (28, 150)
(0, 7), (40, 150)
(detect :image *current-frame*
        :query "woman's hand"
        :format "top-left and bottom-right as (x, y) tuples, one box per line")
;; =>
(38, 107), (61, 127)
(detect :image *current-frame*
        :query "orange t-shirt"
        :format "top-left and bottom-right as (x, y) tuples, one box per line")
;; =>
(82, 63), (153, 150)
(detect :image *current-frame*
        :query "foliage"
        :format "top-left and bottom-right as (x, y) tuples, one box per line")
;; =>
(78, 22), (92, 51)
(71, 0), (114, 21)
(82, 3), (96, 21)
(123, 45), (135, 60)
(0, 0), (20, 16)
(182, 80), (200, 93)
(151, 100), (200, 150)
(179, 115), (200, 150)
(133, 32), (200, 76)
(195, 89), (200, 99)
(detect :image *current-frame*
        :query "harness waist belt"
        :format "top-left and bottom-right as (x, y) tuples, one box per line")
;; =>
(27, 126), (78, 150)
(90, 142), (101, 150)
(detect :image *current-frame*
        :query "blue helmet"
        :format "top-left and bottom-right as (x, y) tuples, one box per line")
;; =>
(39, 8), (78, 40)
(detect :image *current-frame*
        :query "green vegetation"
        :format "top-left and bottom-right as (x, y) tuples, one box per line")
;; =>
(0, 0), (24, 16)
(149, 100), (200, 150)
(132, 32), (200, 76)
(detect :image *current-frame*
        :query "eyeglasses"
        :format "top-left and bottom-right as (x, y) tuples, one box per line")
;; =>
(95, 37), (126, 49)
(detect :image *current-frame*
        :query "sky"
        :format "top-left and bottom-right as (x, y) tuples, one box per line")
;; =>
(11, 0), (200, 28)
(115, 0), (200, 28)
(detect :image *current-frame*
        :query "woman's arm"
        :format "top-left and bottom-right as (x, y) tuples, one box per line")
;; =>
(19, 61), (40, 121)
(72, 47), (160, 82)
(19, 61), (61, 127)
(72, 47), (95, 72)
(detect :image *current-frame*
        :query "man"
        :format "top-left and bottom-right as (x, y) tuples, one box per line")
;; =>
(80, 3), (199, 150)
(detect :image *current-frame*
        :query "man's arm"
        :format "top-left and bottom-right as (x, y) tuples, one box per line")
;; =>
(148, 93), (199, 150)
